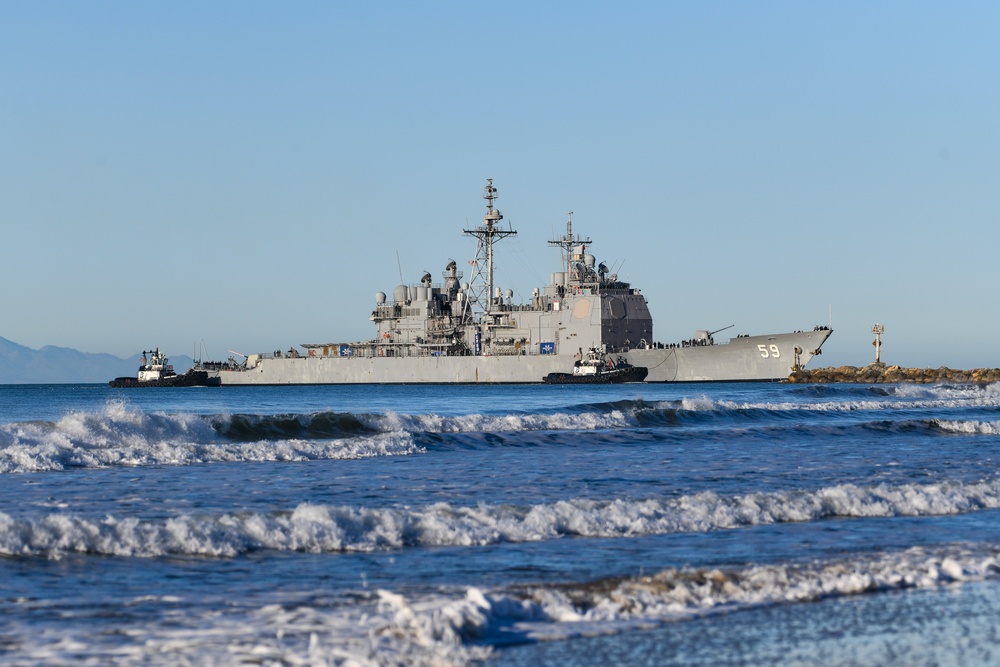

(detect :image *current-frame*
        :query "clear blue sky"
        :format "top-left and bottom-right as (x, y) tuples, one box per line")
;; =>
(2, 2), (998, 369)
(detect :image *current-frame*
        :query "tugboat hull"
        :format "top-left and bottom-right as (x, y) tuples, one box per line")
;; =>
(109, 369), (217, 388)
(543, 367), (648, 384)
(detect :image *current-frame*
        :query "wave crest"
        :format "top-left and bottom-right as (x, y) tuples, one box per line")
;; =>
(935, 419), (1000, 435)
(6, 477), (1000, 558)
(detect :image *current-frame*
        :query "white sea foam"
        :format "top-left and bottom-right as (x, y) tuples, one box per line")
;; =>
(893, 381), (1000, 399)
(0, 402), (421, 474)
(365, 408), (636, 434)
(4, 587), (494, 667)
(716, 382), (1000, 414)
(678, 396), (718, 411)
(487, 543), (1000, 641)
(0, 401), (639, 474)
(7, 544), (999, 666)
(364, 543), (1000, 657)
(6, 477), (1000, 559)
(936, 419), (1000, 435)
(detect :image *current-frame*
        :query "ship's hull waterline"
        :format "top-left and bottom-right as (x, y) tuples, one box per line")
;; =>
(199, 180), (832, 385)
(205, 330), (829, 385)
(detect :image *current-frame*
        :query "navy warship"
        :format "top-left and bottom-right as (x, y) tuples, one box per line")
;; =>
(198, 180), (832, 385)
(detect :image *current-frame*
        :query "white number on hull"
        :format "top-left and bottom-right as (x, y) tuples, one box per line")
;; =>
(757, 344), (781, 358)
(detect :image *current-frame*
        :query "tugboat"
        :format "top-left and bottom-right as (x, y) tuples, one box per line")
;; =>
(543, 348), (648, 384)
(109, 348), (216, 387)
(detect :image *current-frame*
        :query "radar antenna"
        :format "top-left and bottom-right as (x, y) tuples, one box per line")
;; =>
(548, 210), (592, 284)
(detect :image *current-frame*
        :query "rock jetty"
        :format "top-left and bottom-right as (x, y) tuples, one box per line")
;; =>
(788, 363), (1000, 384)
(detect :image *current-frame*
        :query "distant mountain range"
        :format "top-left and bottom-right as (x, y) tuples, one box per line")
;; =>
(0, 337), (194, 384)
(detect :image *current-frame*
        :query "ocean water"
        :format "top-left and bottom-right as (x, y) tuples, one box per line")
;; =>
(2, 381), (1000, 666)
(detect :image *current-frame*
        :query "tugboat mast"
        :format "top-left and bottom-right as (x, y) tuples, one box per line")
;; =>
(463, 179), (517, 319)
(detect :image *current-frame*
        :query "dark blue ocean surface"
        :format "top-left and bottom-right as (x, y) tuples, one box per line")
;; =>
(2, 381), (1000, 665)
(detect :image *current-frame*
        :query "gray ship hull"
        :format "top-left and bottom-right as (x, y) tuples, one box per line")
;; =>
(204, 329), (830, 385)
(626, 330), (830, 383)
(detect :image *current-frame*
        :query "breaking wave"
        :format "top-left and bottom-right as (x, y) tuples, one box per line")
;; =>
(11, 543), (1000, 666)
(717, 381), (1000, 414)
(5, 387), (1000, 474)
(360, 543), (1000, 663)
(6, 477), (1000, 559)
(0, 401), (420, 473)
(0, 401), (638, 473)
(935, 420), (1000, 435)
(217, 410), (378, 441)
(365, 408), (637, 434)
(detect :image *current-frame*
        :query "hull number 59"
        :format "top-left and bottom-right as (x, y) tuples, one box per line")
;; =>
(758, 344), (781, 358)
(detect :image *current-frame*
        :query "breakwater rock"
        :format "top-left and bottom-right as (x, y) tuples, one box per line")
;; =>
(788, 364), (1000, 384)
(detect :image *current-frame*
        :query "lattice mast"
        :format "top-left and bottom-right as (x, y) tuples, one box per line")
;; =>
(463, 179), (517, 319)
(548, 211), (592, 284)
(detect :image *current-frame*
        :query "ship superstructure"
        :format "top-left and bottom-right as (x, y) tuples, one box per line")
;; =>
(199, 180), (832, 384)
